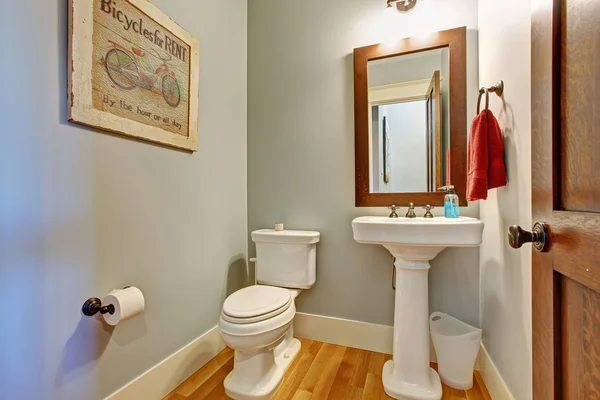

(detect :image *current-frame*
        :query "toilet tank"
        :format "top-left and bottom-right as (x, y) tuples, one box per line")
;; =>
(252, 229), (320, 289)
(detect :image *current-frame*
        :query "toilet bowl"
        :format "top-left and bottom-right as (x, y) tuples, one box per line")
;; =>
(219, 286), (302, 400)
(219, 228), (319, 400)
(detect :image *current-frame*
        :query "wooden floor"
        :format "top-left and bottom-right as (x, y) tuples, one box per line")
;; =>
(164, 339), (491, 400)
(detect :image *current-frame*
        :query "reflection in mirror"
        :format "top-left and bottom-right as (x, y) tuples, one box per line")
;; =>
(368, 48), (450, 193)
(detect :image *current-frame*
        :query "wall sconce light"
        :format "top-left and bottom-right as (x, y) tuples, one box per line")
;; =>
(386, 0), (419, 13)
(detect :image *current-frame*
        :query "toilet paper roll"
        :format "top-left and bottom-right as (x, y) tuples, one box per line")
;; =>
(102, 286), (145, 326)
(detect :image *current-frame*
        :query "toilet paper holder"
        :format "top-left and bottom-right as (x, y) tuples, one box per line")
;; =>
(82, 286), (131, 317)
(82, 297), (115, 316)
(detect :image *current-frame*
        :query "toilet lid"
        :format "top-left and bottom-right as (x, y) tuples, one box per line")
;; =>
(222, 286), (292, 323)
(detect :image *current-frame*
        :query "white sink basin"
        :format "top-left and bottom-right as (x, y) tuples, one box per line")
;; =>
(353, 216), (484, 247)
(353, 216), (484, 261)
(352, 215), (484, 400)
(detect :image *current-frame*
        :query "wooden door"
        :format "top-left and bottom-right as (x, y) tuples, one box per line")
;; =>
(531, 0), (600, 397)
(426, 70), (441, 192)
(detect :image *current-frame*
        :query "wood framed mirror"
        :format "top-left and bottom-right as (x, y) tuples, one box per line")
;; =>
(354, 27), (467, 207)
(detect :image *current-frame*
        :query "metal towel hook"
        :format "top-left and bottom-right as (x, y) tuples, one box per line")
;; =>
(477, 80), (504, 114)
(477, 88), (489, 114)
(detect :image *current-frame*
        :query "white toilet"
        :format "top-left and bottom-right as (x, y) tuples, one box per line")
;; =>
(219, 228), (320, 400)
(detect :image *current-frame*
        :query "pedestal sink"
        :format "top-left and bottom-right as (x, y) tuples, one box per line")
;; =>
(352, 216), (484, 400)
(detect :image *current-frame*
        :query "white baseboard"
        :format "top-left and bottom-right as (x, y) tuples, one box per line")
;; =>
(478, 343), (514, 400)
(105, 326), (226, 400)
(294, 312), (441, 362)
(294, 312), (394, 355)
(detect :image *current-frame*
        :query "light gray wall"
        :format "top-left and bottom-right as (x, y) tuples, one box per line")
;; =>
(248, 0), (480, 327)
(0, 1), (247, 399)
(478, 1), (532, 399)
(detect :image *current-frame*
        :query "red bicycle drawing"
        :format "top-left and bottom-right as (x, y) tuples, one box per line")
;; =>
(102, 40), (181, 108)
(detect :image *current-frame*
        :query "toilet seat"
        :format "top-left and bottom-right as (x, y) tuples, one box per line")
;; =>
(222, 286), (292, 324)
(219, 301), (296, 338)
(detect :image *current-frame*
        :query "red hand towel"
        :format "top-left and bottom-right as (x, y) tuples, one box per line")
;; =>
(487, 110), (507, 190)
(467, 111), (489, 201)
(467, 110), (507, 201)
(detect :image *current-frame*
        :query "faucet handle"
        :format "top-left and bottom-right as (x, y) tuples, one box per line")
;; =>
(422, 205), (435, 218)
(388, 205), (399, 218)
(405, 203), (416, 218)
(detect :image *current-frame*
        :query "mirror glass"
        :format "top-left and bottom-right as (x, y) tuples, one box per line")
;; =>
(368, 48), (450, 193)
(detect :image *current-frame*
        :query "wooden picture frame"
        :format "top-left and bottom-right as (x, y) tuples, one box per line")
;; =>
(354, 27), (467, 207)
(69, 0), (200, 151)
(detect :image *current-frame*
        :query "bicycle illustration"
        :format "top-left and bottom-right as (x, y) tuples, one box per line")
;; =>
(102, 40), (181, 108)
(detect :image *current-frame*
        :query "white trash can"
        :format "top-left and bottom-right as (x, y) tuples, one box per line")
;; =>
(430, 312), (482, 390)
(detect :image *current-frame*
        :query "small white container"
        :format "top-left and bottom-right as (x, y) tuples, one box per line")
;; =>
(430, 312), (482, 390)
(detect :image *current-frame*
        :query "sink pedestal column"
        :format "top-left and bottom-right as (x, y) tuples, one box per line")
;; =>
(352, 216), (484, 399)
(382, 247), (444, 400)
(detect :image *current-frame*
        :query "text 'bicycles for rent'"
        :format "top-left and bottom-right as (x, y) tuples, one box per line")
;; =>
(102, 40), (181, 108)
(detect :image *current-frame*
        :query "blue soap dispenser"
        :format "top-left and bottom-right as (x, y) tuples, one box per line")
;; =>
(443, 185), (460, 219)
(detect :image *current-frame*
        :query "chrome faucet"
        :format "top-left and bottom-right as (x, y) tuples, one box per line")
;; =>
(405, 203), (416, 218)
(388, 205), (399, 218)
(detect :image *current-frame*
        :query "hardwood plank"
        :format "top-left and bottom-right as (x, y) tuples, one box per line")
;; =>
(187, 358), (234, 400)
(472, 372), (492, 400)
(363, 373), (392, 400)
(163, 394), (186, 400)
(465, 384), (486, 400)
(204, 381), (230, 400)
(328, 347), (367, 399)
(297, 343), (346, 398)
(367, 352), (388, 376)
(443, 385), (468, 399)
(432, 363), (481, 400)
(273, 340), (323, 400)
(350, 349), (371, 389)
(168, 347), (234, 397)
(291, 390), (312, 400)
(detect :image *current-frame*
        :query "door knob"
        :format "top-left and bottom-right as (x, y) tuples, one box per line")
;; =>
(508, 222), (550, 252)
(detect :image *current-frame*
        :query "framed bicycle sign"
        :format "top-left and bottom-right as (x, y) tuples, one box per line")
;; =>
(69, 0), (199, 151)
